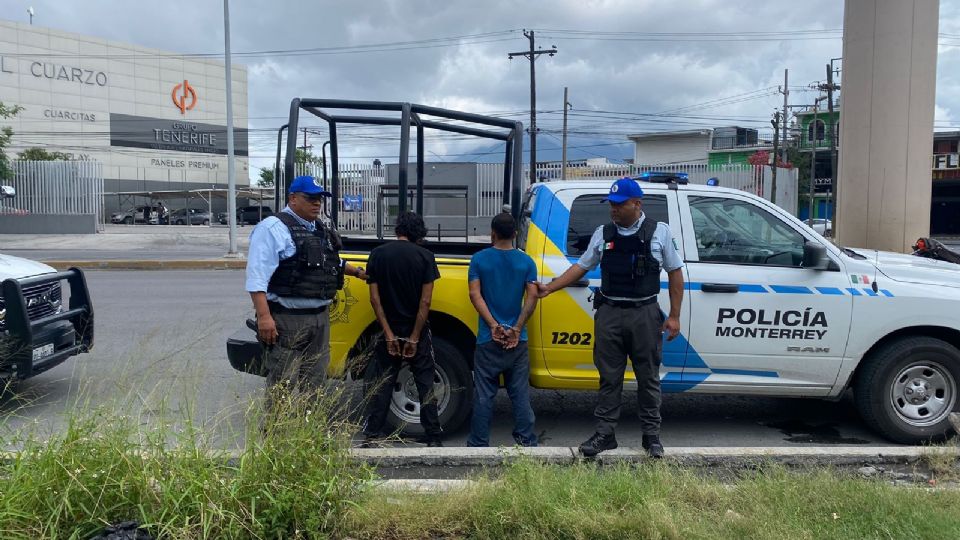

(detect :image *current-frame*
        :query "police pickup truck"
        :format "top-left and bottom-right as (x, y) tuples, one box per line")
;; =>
(226, 99), (959, 444)
(225, 175), (960, 444)
(0, 186), (94, 385)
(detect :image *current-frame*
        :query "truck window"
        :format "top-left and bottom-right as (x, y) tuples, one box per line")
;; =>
(516, 188), (538, 251)
(689, 196), (805, 266)
(566, 194), (668, 256)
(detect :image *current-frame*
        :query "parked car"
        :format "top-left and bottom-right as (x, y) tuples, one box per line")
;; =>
(237, 205), (274, 225)
(169, 208), (212, 226)
(806, 218), (833, 236)
(110, 206), (158, 225)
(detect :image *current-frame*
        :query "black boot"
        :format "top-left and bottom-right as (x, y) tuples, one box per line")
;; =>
(578, 432), (618, 457)
(642, 434), (664, 459)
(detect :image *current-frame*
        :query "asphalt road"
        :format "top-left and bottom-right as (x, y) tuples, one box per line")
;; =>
(0, 270), (892, 449)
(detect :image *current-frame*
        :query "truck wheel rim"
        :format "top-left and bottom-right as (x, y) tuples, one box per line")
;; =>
(390, 364), (451, 425)
(890, 361), (957, 427)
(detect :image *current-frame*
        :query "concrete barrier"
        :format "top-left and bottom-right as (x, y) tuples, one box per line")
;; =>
(0, 214), (98, 234)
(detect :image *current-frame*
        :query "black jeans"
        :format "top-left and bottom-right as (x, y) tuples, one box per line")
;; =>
(363, 329), (442, 437)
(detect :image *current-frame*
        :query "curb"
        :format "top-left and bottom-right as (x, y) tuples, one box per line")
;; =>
(350, 445), (960, 468)
(46, 259), (247, 271)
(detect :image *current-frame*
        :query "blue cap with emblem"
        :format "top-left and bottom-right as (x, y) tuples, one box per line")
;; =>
(288, 175), (332, 197)
(602, 177), (644, 203)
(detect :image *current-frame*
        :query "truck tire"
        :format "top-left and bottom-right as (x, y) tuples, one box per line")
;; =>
(855, 336), (960, 444)
(369, 335), (472, 436)
(123, 217), (134, 225)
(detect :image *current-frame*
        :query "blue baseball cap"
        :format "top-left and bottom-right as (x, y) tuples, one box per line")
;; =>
(288, 175), (332, 197)
(603, 178), (644, 203)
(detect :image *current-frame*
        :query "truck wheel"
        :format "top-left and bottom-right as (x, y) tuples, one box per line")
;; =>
(372, 335), (472, 436)
(855, 336), (960, 444)
(123, 217), (133, 225)
(202, 219), (210, 226)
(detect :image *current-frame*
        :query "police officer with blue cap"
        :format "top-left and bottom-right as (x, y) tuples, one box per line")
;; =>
(246, 175), (367, 399)
(538, 177), (684, 458)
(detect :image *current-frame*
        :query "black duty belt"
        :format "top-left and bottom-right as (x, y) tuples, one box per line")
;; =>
(267, 301), (328, 315)
(596, 295), (657, 309)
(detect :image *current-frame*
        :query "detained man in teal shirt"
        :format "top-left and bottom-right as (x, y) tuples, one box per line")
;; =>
(466, 213), (539, 447)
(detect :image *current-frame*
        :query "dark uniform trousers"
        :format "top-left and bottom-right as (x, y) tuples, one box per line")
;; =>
(262, 306), (331, 397)
(593, 301), (664, 436)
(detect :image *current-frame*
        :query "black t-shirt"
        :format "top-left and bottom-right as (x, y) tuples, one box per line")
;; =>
(367, 240), (441, 335)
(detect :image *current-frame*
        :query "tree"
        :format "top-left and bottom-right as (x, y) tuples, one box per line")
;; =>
(258, 167), (274, 188)
(295, 149), (324, 167)
(0, 102), (24, 181)
(17, 147), (71, 161)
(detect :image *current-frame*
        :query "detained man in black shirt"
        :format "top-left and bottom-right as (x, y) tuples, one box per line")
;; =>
(362, 211), (443, 446)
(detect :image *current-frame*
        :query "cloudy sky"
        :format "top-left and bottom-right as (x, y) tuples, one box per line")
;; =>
(3, 0), (960, 180)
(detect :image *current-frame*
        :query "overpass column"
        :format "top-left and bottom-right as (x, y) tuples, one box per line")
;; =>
(836, 0), (939, 251)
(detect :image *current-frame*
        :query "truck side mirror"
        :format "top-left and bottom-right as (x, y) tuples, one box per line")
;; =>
(1, 186), (15, 199)
(802, 241), (829, 270)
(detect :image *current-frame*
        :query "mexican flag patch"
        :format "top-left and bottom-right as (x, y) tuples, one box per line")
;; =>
(603, 241), (615, 251)
(850, 274), (871, 285)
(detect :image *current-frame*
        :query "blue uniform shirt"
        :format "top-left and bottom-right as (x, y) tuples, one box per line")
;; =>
(468, 247), (538, 344)
(244, 206), (334, 308)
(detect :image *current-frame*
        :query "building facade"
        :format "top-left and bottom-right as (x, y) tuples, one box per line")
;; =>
(0, 19), (249, 214)
(627, 129), (713, 165)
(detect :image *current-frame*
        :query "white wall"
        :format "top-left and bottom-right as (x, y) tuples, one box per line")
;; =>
(632, 133), (711, 165)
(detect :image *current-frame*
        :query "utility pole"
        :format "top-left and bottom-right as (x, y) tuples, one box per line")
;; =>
(508, 30), (557, 186)
(223, 0), (237, 256)
(781, 69), (789, 177)
(824, 63), (840, 224)
(561, 87), (571, 181)
(771, 111), (780, 204)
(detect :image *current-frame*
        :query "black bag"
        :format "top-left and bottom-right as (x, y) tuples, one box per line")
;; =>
(88, 521), (154, 540)
(913, 238), (960, 265)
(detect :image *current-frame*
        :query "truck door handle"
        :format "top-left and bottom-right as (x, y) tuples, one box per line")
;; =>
(571, 279), (591, 287)
(701, 283), (739, 293)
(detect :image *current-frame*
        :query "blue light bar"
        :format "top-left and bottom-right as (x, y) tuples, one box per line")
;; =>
(634, 171), (689, 184)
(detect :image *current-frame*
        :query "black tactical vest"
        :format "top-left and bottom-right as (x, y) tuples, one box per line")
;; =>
(599, 218), (661, 299)
(267, 212), (343, 300)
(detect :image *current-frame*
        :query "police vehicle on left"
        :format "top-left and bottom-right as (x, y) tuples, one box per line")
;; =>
(0, 186), (94, 386)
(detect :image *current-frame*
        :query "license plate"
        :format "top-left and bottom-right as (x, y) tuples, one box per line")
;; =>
(32, 343), (54, 362)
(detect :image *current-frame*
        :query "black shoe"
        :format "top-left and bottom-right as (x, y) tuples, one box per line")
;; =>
(578, 432), (618, 457)
(642, 434), (664, 459)
(416, 434), (444, 447)
(357, 431), (389, 448)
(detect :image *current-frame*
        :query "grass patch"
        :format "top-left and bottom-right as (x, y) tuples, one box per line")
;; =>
(0, 383), (373, 539)
(922, 441), (960, 482)
(345, 460), (960, 540)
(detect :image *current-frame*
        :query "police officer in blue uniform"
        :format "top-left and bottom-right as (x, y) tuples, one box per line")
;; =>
(539, 178), (684, 458)
(245, 175), (366, 397)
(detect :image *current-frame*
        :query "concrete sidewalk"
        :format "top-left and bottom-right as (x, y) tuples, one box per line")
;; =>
(352, 445), (959, 468)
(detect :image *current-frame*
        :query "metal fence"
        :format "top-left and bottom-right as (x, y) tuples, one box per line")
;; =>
(277, 162), (386, 233)
(530, 162), (799, 215)
(1, 160), (105, 230)
(274, 160), (799, 234)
